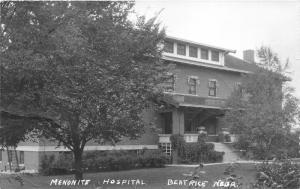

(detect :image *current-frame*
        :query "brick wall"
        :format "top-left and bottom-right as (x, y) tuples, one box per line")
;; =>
(171, 63), (242, 98)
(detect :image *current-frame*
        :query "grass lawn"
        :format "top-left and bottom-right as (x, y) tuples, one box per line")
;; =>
(0, 163), (257, 189)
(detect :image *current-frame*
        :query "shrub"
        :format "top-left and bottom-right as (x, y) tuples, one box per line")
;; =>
(83, 149), (169, 172)
(39, 153), (73, 175)
(170, 134), (224, 164)
(254, 159), (300, 189)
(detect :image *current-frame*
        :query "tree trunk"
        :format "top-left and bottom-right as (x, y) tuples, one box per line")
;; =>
(73, 149), (83, 180)
(6, 146), (12, 172)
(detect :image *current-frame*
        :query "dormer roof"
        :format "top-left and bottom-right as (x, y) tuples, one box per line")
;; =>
(166, 36), (236, 54)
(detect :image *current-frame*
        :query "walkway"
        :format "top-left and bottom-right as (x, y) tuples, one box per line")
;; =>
(210, 142), (242, 163)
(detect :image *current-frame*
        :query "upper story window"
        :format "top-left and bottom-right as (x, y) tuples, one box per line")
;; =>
(164, 41), (174, 53)
(177, 43), (186, 56)
(234, 82), (244, 96)
(188, 78), (197, 95)
(164, 74), (175, 92)
(201, 49), (208, 60)
(189, 46), (198, 58)
(208, 80), (217, 96)
(211, 50), (219, 62)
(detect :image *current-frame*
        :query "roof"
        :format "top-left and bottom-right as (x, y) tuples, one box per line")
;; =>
(224, 54), (259, 73)
(163, 54), (258, 74)
(166, 36), (236, 53)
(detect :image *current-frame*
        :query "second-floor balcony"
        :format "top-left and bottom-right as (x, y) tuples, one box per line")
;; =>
(164, 92), (227, 109)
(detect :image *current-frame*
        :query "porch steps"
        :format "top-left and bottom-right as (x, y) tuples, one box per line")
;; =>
(210, 142), (242, 163)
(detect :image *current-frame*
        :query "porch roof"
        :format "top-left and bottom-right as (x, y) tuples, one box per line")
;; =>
(179, 103), (226, 110)
(160, 93), (228, 110)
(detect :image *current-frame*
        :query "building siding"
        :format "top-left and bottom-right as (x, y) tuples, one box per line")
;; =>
(171, 62), (242, 98)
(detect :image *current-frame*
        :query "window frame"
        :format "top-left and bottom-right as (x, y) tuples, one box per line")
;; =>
(19, 151), (24, 164)
(189, 46), (198, 58)
(164, 73), (176, 92)
(188, 77), (197, 95)
(234, 82), (244, 96)
(164, 41), (174, 53)
(208, 80), (217, 97)
(211, 50), (220, 62)
(201, 48), (209, 60)
(177, 43), (186, 56)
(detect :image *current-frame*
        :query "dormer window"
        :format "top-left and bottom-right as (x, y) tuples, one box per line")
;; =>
(164, 41), (174, 53)
(177, 43), (186, 56)
(211, 50), (219, 62)
(201, 49), (209, 60)
(189, 46), (198, 58)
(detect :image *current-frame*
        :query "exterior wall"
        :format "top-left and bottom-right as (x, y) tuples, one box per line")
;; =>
(171, 62), (242, 98)
(0, 150), (39, 171)
(24, 151), (39, 170)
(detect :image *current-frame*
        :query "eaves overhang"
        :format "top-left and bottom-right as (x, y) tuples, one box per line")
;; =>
(163, 55), (252, 74)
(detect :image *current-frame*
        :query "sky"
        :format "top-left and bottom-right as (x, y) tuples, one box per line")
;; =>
(134, 0), (300, 98)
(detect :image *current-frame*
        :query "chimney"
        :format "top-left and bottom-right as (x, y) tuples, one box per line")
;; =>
(243, 49), (255, 63)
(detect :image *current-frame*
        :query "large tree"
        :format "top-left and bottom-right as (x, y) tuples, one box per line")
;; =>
(224, 47), (300, 159)
(0, 1), (167, 179)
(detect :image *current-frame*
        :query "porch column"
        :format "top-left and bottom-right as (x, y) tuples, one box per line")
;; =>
(172, 109), (184, 135)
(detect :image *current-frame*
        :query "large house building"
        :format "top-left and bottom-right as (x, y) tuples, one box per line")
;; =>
(0, 36), (257, 171)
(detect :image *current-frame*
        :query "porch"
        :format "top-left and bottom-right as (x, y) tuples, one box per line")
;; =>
(158, 93), (228, 154)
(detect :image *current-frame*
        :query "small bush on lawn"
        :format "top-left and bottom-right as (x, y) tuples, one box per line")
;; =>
(170, 134), (224, 164)
(254, 159), (300, 189)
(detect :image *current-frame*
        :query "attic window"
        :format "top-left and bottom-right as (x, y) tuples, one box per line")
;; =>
(201, 49), (208, 60)
(177, 43), (186, 56)
(189, 46), (198, 58)
(164, 41), (174, 53)
(211, 50), (219, 62)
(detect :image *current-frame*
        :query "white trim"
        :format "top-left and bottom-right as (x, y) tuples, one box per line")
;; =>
(164, 52), (222, 66)
(15, 145), (158, 152)
(179, 103), (224, 109)
(163, 91), (225, 100)
(162, 55), (251, 74)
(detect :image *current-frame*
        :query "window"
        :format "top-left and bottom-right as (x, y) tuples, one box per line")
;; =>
(189, 46), (198, 58)
(0, 150), (2, 161)
(177, 43), (186, 55)
(208, 80), (217, 96)
(164, 74), (175, 92)
(234, 82), (244, 96)
(211, 50), (219, 62)
(201, 48), (208, 60)
(164, 41), (174, 53)
(188, 78), (197, 95)
(19, 151), (24, 164)
(159, 143), (172, 156)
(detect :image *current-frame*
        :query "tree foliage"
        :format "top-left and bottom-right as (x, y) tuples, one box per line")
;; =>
(0, 1), (167, 179)
(224, 47), (300, 159)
